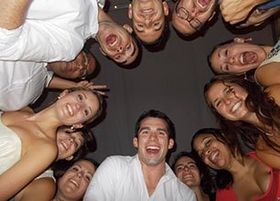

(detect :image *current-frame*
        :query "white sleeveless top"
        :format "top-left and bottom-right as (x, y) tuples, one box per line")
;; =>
(0, 113), (21, 174)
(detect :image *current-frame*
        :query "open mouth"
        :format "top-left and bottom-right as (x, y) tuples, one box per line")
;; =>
(210, 150), (219, 164)
(140, 8), (154, 14)
(197, 0), (211, 8)
(66, 103), (74, 116)
(106, 34), (118, 47)
(146, 145), (160, 154)
(231, 101), (241, 113)
(240, 52), (257, 65)
(69, 179), (79, 188)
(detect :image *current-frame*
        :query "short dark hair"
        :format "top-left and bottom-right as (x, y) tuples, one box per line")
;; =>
(134, 109), (175, 139)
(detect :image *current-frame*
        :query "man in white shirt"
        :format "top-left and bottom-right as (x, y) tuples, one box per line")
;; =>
(0, 0), (139, 65)
(0, 51), (105, 111)
(84, 109), (196, 201)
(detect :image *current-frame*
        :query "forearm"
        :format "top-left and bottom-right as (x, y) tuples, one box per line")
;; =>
(48, 76), (77, 89)
(0, 0), (32, 29)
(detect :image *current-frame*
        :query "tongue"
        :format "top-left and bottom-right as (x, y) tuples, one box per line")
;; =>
(106, 34), (117, 46)
(243, 52), (257, 64)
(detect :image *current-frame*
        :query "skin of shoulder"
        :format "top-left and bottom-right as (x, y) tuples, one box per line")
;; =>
(256, 136), (280, 169)
(15, 177), (56, 201)
(255, 62), (280, 87)
(0, 135), (57, 200)
(265, 84), (280, 106)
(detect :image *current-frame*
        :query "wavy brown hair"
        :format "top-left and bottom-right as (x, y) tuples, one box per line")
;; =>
(204, 74), (280, 152)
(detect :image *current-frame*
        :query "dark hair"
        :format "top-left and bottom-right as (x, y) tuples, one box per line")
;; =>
(53, 158), (99, 179)
(191, 128), (244, 189)
(52, 126), (96, 173)
(208, 39), (234, 74)
(204, 74), (280, 153)
(172, 151), (216, 195)
(134, 109), (175, 139)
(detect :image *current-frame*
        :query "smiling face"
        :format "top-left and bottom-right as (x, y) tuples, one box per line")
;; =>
(210, 42), (267, 74)
(174, 156), (201, 187)
(193, 133), (232, 170)
(128, 0), (169, 44)
(172, 0), (217, 35)
(133, 117), (174, 166)
(47, 51), (96, 79)
(56, 127), (85, 161)
(55, 90), (100, 127)
(57, 160), (95, 200)
(206, 81), (250, 121)
(97, 22), (138, 65)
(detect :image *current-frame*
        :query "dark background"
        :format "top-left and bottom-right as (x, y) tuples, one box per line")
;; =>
(36, 0), (275, 164)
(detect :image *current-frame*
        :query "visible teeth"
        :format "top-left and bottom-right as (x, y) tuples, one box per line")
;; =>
(211, 151), (218, 161)
(240, 54), (244, 64)
(70, 179), (78, 187)
(142, 8), (153, 13)
(67, 104), (73, 116)
(147, 146), (159, 150)
(231, 101), (241, 112)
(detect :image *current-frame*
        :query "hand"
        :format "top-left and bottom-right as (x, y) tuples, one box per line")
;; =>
(219, 0), (267, 24)
(77, 81), (108, 96)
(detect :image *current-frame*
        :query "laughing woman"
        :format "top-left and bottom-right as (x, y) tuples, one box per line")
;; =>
(0, 88), (103, 200)
(192, 128), (280, 201)
(204, 74), (280, 169)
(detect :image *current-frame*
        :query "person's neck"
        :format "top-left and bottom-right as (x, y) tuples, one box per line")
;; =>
(141, 161), (166, 196)
(96, 8), (115, 42)
(25, 104), (60, 138)
(53, 192), (77, 201)
(227, 154), (253, 180)
(262, 45), (274, 56)
(191, 186), (210, 201)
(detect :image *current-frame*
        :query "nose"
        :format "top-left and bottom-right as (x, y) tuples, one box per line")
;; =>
(183, 166), (191, 172)
(223, 97), (231, 105)
(117, 45), (124, 53)
(149, 132), (157, 140)
(144, 18), (152, 27)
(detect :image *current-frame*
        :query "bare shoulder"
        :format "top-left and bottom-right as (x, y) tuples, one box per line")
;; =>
(255, 62), (280, 87)
(16, 177), (56, 201)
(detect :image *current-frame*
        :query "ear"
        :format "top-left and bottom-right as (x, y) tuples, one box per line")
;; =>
(65, 155), (74, 161)
(123, 24), (133, 34)
(162, 1), (169, 16)
(128, 4), (133, 19)
(208, 11), (216, 22)
(133, 137), (138, 148)
(168, 139), (174, 150)
(59, 89), (69, 99)
(99, 47), (107, 56)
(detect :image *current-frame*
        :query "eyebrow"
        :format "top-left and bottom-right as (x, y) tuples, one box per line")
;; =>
(82, 92), (93, 115)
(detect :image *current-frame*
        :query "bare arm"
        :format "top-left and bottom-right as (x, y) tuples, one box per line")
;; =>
(48, 76), (108, 95)
(0, 143), (57, 200)
(0, 0), (32, 29)
(219, 0), (269, 24)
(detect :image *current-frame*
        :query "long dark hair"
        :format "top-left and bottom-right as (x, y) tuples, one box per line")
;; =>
(204, 74), (280, 152)
(172, 151), (216, 195)
(191, 128), (244, 189)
